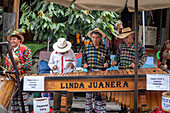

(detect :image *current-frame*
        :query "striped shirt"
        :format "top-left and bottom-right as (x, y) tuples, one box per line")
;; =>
(81, 44), (111, 70)
(114, 42), (147, 69)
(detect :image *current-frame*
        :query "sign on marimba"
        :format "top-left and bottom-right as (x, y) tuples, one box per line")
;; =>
(23, 68), (168, 92)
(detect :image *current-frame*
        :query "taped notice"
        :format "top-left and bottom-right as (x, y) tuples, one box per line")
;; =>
(23, 76), (45, 91)
(147, 74), (170, 91)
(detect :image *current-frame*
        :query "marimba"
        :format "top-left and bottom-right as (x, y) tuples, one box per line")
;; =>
(23, 68), (168, 113)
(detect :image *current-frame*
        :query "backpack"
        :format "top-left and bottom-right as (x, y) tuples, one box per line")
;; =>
(38, 60), (50, 74)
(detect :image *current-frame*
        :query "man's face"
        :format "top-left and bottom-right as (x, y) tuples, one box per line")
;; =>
(123, 34), (133, 45)
(91, 33), (102, 46)
(10, 36), (21, 48)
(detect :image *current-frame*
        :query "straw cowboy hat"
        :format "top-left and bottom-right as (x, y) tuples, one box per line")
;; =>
(87, 28), (106, 39)
(117, 27), (135, 39)
(53, 38), (72, 52)
(6, 30), (24, 43)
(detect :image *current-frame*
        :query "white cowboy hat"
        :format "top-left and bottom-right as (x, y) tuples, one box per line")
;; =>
(117, 27), (135, 39)
(87, 28), (106, 39)
(53, 38), (72, 52)
(6, 31), (24, 43)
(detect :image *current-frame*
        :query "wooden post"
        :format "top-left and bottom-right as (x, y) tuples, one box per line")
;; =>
(3, 0), (13, 12)
(60, 93), (67, 113)
(14, 0), (20, 30)
(2, 13), (15, 66)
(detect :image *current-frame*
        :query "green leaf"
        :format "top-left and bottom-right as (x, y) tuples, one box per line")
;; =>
(33, 33), (38, 41)
(70, 3), (75, 9)
(31, 24), (34, 30)
(24, 5), (29, 11)
(41, 4), (47, 12)
(105, 32), (112, 40)
(58, 10), (64, 16)
(76, 14), (80, 18)
(31, 0), (37, 6)
(32, 12), (36, 19)
(25, 18), (29, 26)
(68, 15), (74, 24)
(43, 33), (48, 40)
(51, 23), (56, 30)
(39, 32), (43, 41)
(20, 15), (25, 25)
(21, 2), (27, 10)
(86, 18), (91, 24)
(69, 24), (74, 30)
(72, 18), (77, 24)
(23, 9), (31, 16)
(49, 3), (54, 10)
(65, 11), (70, 16)
(59, 33), (67, 38)
(80, 14), (84, 21)
(44, 23), (47, 28)
(46, 17), (52, 23)
(107, 23), (115, 35)
(47, 24), (50, 30)
(35, 2), (42, 11)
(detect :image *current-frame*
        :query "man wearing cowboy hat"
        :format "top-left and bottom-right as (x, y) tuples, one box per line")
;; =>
(82, 28), (111, 113)
(48, 38), (77, 113)
(5, 30), (32, 113)
(6, 30), (32, 73)
(111, 27), (147, 69)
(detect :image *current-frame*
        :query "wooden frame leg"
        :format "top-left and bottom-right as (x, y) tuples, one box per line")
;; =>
(140, 91), (147, 113)
(60, 93), (67, 113)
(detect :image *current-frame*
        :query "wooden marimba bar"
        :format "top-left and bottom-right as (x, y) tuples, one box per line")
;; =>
(23, 68), (168, 113)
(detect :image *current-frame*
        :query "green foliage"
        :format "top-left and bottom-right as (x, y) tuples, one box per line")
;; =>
(20, 0), (67, 43)
(86, 11), (119, 40)
(23, 41), (47, 55)
(20, 0), (119, 43)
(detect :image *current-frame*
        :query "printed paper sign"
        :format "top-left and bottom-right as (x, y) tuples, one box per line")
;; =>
(33, 98), (50, 113)
(23, 76), (45, 91)
(147, 74), (170, 90)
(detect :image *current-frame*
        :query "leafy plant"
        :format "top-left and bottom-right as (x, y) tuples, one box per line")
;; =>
(20, 0), (119, 43)
(88, 11), (119, 40)
(20, 0), (67, 43)
(65, 4), (119, 40)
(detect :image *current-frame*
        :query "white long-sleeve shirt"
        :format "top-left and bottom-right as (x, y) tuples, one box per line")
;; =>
(48, 49), (77, 73)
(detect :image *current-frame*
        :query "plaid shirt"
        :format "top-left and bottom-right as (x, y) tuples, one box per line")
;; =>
(114, 42), (147, 69)
(81, 44), (111, 70)
(159, 40), (170, 62)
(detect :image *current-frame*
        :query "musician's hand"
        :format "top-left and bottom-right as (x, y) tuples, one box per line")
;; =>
(83, 64), (88, 69)
(69, 63), (74, 68)
(17, 64), (21, 69)
(53, 65), (57, 70)
(111, 61), (117, 67)
(104, 63), (109, 68)
(161, 58), (167, 65)
(129, 63), (135, 68)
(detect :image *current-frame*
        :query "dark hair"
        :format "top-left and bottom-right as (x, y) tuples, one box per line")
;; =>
(10, 35), (21, 41)
(91, 31), (102, 38)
